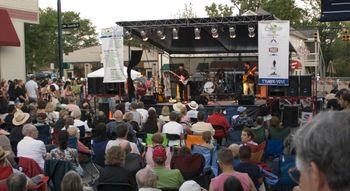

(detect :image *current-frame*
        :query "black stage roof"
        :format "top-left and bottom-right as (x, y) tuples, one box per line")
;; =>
(116, 14), (295, 54)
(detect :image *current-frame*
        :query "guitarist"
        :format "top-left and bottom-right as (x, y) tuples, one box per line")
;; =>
(175, 65), (189, 102)
(243, 62), (256, 95)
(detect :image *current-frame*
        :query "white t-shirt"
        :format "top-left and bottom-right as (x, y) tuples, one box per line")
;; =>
(25, 80), (38, 98)
(187, 110), (198, 119)
(162, 121), (183, 147)
(17, 136), (46, 170)
(136, 108), (149, 124)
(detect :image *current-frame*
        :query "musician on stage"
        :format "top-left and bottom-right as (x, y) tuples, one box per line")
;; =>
(243, 62), (256, 95)
(175, 65), (189, 102)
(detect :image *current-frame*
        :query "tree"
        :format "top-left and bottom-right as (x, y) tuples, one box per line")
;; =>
(173, 3), (197, 19)
(205, 3), (233, 17)
(25, 8), (98, 72)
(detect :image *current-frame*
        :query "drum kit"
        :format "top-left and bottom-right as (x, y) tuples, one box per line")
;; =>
(200, 71), (227, 98)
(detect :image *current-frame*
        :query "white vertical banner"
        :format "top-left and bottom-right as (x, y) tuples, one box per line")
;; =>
(100, 26), (126, 83)
(258, 20), (290, 86)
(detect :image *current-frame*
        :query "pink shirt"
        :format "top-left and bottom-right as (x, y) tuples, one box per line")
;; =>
(211, 171), (251, 191)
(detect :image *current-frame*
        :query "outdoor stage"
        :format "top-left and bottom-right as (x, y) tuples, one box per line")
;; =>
(148, 99), (267, 122)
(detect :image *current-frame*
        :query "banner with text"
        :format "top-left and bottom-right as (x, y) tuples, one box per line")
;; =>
(258, 21), (290, 86)
(100, 26), (126, 83)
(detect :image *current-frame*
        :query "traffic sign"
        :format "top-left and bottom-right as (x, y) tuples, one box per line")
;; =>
(62, 23), (80, 29)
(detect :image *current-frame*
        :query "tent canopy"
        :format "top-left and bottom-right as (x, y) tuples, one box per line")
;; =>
(87, 67), (141, 80)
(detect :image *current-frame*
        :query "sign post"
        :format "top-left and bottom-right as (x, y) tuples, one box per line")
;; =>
(62, 23), (80, 29)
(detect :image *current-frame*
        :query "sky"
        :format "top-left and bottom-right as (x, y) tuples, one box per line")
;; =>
(39, 0), (232, 32)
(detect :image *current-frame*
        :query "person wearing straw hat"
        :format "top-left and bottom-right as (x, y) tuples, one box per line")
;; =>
(9, 111), (30, 155)
(187, 101), (199, 120)
(0, 128), (15, 165)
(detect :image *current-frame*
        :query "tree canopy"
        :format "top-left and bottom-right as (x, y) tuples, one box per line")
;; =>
(25, 8), (98, 72)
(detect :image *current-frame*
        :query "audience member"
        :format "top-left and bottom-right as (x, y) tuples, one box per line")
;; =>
(232, 106), (254, 129)
(250, 116), (266, 144)
(223, 176), (244, 191)
(241, 128), (257, 146)
(106, 123), (140, 154)
(209, 148), (256, 191)
(153, 145), (184, 189)
(268, 116), (289, 141)
(293, 111), (350, 191)
(136, 167), (161, 191)
(17, 124), (47, 170)
(130, 102), (142, 126)
(6, 173), (27, 191)
(98, 146), (136, 189)
(187, 101), (199, 119)
(107, 110), (136, 143)
(200, 131), (214, 149)
(338, 90), (350, 110)
(120, 141), (145, 176)
(124, 112), (140, 132)
(145, 133), (172, 169)
(179, 180), (205, 191)
(25, 76), (38, 104)
(207, 107), (230, 139)
(60, 170), (84, 191)
(228, 144), (240, 168)
(10, 111), (30, 154)
(91, 123), (109, 167)
(142, 109), (161, 134)
(71, 109), (91, 135)
(136, 101), (148, 124)
(159, 106), (170, 122)
(191, 111), (215, 136)
(235, 146), (263, 189)
(50, 130), (83, 176)
(162, 111), (183, 147)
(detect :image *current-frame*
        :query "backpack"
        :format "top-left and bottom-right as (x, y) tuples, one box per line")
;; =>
(271, 155), (297, 189)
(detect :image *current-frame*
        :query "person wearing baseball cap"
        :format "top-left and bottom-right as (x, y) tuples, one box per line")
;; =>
(153, 145), (184, 190)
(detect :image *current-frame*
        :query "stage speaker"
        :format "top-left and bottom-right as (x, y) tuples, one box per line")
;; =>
(88, 77), (123, 94)
(299, 75), (312, 97)
(141, 95), (157, 105)
(283, 105), (299, 127)
(287, 76), (299, 96)
(268, 86), (286, 97)
(98, 102), (110, 118)
(238, 95), (255, 105)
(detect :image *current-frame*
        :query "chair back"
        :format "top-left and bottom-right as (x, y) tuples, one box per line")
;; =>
(146, 133), (168, 147)
(91, 140), (109, 167)
(77, 125), (85, 138)
(185, 135), (204, 149)
(170, 153), (204, 180)
(266, 139), (284, 158)
(191, 144), (219, 176)
(250, 141), (266, 163)
(212, 125), (227, 139)
(18, 156), (43, 177)
(166, 133), (181, 141)
(36, 124), (51, 144)
(98, 182), (133, 191)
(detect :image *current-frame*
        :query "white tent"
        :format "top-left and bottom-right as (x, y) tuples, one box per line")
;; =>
(87, 67), (141, 80)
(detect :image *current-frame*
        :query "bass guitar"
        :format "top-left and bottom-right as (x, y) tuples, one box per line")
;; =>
(169, 71), (188, 85)
(243, 66), (257, 82)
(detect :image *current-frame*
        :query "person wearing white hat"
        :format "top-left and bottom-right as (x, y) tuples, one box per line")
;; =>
(232, 106), (254, 129)
(179, 180), (206, 191)
(187, 101), (199, 120)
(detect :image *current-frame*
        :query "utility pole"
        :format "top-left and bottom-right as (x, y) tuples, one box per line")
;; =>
(57, 0), (63, 79)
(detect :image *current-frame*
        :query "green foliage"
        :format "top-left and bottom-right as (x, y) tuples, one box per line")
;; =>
(205, 3), (233, 17)
(25, 8), (98, 72)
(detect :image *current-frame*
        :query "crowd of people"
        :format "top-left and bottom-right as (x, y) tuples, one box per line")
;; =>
(0, 76), (350, 191)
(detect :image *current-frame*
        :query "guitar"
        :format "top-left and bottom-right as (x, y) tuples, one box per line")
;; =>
(169, 71), (188, 85)
(243, 66), (257, 82)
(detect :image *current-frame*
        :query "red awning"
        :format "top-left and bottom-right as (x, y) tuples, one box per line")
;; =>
(0, 9), (20, 47)
(291, 60), (302, 70)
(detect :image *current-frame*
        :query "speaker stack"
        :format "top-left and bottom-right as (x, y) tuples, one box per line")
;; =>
(268, 75), (312, 97)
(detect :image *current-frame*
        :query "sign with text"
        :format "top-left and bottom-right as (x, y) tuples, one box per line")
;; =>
(62, 23), (80, 29)
(258, 20), (290, 86)
(100, 26), (126, 83)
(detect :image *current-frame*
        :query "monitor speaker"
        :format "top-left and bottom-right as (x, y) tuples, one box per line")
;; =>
(88, 77), (123, 94)
(286, 76), (299, 96)
(268, 86), (286, 97)
(299, 76), (312, 96)
(238, 95), (255, 105)
(283, 105), (299, 127)
(141, 95), (157, 105)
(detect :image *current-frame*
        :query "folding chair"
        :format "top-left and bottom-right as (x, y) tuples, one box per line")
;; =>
(212, 125), (227, 146)
(98, 182), (134, 191)
(185, 134), (204, 149)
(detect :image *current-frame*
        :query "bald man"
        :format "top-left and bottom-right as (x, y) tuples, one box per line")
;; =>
(106, 110), (137, 143)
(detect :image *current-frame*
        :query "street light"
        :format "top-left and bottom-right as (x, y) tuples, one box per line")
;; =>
(57, 0), (63, 79)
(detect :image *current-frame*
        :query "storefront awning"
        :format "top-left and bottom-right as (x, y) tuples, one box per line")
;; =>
(0, 9), (20, 47)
